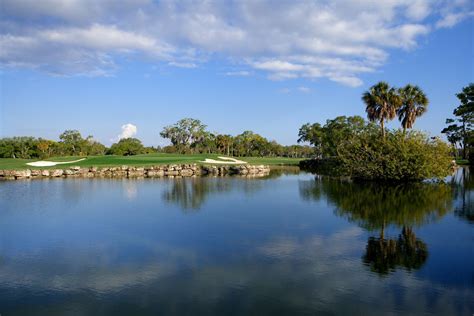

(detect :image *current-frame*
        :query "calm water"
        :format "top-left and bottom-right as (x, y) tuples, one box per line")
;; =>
(0, 168), (473, 315)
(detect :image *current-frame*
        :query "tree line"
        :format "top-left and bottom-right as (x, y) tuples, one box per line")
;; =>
(0, 122), (314, 159)
(159, 118), (314, 157)
(2, 81), (470, 166)
(0, 130), (156, 159)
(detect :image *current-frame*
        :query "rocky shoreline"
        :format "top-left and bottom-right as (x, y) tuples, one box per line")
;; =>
(0, 164), (271, 180)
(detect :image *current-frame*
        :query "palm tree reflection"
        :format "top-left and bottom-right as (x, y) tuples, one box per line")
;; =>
(364, 227), (428, 275)
(299, 178), (453, 275)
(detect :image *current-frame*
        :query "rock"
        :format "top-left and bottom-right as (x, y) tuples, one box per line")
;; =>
(31, 169), (41, 177)
(180, 169), (194, 177)
(13, 169), (31, 178)
(64, 169), (75, 176)
(147, 170), (165, 177)
(51, 169), (64, 177)
(0, 163), (270, 180)
(166, 170), (179, 176)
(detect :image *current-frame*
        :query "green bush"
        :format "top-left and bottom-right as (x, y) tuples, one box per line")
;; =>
(338, 130), (452, 181)
(302, 129), (453, 181)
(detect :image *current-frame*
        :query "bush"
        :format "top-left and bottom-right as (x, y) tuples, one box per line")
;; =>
(302, 130), (453, 181)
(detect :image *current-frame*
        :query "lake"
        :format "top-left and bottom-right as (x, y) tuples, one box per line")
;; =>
(1, 167), (473, 315)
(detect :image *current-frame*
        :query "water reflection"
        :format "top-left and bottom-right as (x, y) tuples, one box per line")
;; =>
(452, 166), (474, 224)
(364, 227), (428, 275)
(122, 180), (138, 200)
(162, 177), (268, 211)
(299, 178), (453, 275)
(162, 177), (231, 211)
(0, 171), (472, 315)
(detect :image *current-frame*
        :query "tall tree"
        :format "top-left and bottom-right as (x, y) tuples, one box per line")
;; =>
(441, 119), (463, 158)
(362, 82), (401, 138)
(298, 116), (373, 158)
(160, 118), (207, 153)
(59, 130), (84, 155)
(397, 84), (429, 133)
(215, 134), (233, 156)
(298, 122), (324, 157)
(441, 83), (474, 159)
(108, 138), (145, 156)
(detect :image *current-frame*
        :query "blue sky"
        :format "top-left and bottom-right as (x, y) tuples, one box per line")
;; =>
(0, 0), (473, 146)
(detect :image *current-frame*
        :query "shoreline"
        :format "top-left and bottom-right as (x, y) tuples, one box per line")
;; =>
(0, 164), (271, 180)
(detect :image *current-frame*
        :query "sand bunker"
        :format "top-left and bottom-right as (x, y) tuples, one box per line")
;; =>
(200, 156), (247, 164)
(26, 158), (86, 167)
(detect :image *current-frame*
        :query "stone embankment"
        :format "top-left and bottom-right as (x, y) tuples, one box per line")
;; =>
(0, 164), (270, 180)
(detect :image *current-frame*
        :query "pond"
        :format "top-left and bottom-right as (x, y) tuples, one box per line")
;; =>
(0, 167), (473, 315)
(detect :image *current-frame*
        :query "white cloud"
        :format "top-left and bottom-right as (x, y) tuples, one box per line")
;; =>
(0, 0), (472, 85)
(117, 123), (137, 141)
(297, 86), (311, 93)
(168, 61), (197, 68)
(436, 11), (474, 28)
(225, 71), (251, 76)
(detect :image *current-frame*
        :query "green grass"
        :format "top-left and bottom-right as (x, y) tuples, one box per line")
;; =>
(0, 153), (302, 170)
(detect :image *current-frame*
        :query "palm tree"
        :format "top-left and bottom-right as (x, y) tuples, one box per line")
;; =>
(397, 84), (429, 133)
(362, 81), (401, 138)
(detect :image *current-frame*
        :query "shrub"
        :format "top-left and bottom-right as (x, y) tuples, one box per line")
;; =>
(302, 130), (453, 181)
(339, 130), (452, 181)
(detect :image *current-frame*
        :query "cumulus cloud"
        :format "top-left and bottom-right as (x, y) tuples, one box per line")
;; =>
(117, 123), (137, 141)
(0, 0), (472, 86)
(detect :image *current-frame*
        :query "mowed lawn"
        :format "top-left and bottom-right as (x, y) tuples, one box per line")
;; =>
(0, 153), (302, 170)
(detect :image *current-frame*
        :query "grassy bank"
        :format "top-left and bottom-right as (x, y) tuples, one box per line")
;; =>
(0, 154), (302, 170)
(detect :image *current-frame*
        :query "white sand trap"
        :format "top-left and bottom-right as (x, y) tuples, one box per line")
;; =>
(26, 158), (86, 167)
(200, 156), (247, 164)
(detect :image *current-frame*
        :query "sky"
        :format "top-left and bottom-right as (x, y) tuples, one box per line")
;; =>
(0, 0), (473, 146)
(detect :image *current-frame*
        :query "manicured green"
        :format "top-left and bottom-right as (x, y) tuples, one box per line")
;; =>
(0, 153), (302, 170)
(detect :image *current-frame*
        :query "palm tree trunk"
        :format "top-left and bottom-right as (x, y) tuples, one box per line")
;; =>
(381, 119), (385, 139)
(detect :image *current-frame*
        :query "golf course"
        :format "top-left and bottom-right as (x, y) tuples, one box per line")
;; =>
(0, 153), (302, 170)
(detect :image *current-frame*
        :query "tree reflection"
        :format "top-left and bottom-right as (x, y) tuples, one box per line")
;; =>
(162, 178), (231, 211)
(364, 227), (428, 275)
(451, 166), (474, 224)
(299, 178), (453, 275)
(162, 177), (265, 212)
